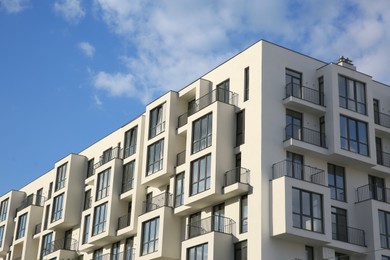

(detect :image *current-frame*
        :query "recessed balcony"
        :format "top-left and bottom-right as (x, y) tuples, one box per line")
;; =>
(94, 146), (123, 169)
(356, 184), (390, 204)
(222, 167), (250, 197)
(142, 192), (173, 214)
(186, 215), (235, 239)
(117, 213), (131, 231)
(272, 160), (327, 186)
(16, 194), (45, 213)
(332, 226), (366, 247)
(375, 111), (390, 129)
(283, 83), (326, 115)
(377, 150), (390, 168)
(42, 237), (78, 259)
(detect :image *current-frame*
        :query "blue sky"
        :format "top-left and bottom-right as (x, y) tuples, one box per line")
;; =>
(0, 0), (389, 196)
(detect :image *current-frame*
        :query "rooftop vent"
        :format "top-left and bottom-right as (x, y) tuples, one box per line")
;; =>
(337, 56), (356, 70)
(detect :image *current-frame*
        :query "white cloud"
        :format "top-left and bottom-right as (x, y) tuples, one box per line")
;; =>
(54, 0), (85, 24)
(0, 0), (29, 13)
(93, 94), (103, 107)
(78, 41), (95, 58)
(91, 0), (390, 104)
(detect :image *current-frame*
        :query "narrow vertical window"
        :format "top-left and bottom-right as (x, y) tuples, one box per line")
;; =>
(16, 213), (28, 239)
(174, 172), (184, 207)
(240, 195), (248, 233)
(217, 79), (230, 103)
(141, 217), (160, 255)
(318, 76), (324, 106)
(244, 67), (249, 101)
(379, 210), (390, 248)
(82, 215), (90, 244)
(93, 248), (103, 260)
(305, 246), (314, 260)
(328, 164), (346, 202)
(285, 69), (302, 98)
(149, 104), (165, 139)
(111, 242), (120, 260)
(43, 205), (50, 230)
(0, 199), (9, 221)
(331, 207), (348, 242)
(87, 158), (95, 178)
(236, 110), (245, 146)
(92, 203), (107, 235)
(51, 193), (64, 222)
(146, 139), (164, 176)
(192, 113), (212, 153)
(188, 212), (201, 238)
(0, 225), (4, 248)
(125, 237), (134, 259)
(36, 188), (43, 206)
(234, 240), (247, 260)
(102, 148), (113, 164)
(96, 169), (111, 200)
(190, 154), (211, 196)
(124, 126), (138, 158)
(122, 161), (135, 193)
(55, 163), (67, 191)
(48, 182), (53, 199)
(40, 232), (53, 257)
(83, 190), (91, 210)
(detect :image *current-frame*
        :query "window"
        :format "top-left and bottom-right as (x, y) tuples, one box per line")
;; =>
(374, 99), (380, 124)
(125, 237), (134, 260)
(379, 210), (390, 248)
(292, 188), (323, 232)
(122, 161), (135, 193)
(331, 207), (348, 242)
(189, 212), (201, 238)
(286, 68), (302, 98)
(377, 137), (383, 165)
(102, 148), (113, 164)
(82, 215), (90, 244)
(318, 76), (324, 106)
(64, 229), (72, 250)
(174, 172), (184, 207)
(328, 164), (346, 201)
(96, 169), (111, 200)
(0, 199), (8, 221)
(240, 195), (248, 233)
(217, 79), (230, 103)
(93, 248), (103, 260)
(187, 243), (208, 260)
(213, 203), (225, 232)
(141, 217), (160, 255)
(55, 163), (67, 191)
(286, 109), (302, 141)
(146, 139), (164, 176)
(93, 203), (107, 236)
(339, 75), (366, 114)
(319, 116), (326, 147)
(340, 115), (368, 156)
(149, 103), (165, 139)
(369, 175), (386, 201)
(236, 110), (245, 146)
(336, 252), (350, 260)
(111, 242), (120, 260)
(36, 188), (43, 206)
(43, 205), (50, 230)
(190, 154), (211, 196)
(41, 232), (53, 257)
(0, 225), (4, 248)
(382, 256), (390, 260)
(244, 67), (249, 101)
(124, 126), (138, 158)
(305, 246), (314, 260)
(16, 213), (28, 239)
(48, 182), (53, 199)
(83, 190), (92, 210)
(87, 158), (94, 178)
(192, 113), (212, 153)
(286, 152), (303, 180)
(234, 240), (247, 260)
(51, 193), (64, 222)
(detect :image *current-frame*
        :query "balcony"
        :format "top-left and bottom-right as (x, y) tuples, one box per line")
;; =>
(34, 223), (42, 236)
(375, 111), (390, 129)
(94, 146), (123, 169)
(356, 184), (390, 203)
(186, 215), (235, 239)
(16, 194), (45, 212)
(46, 237), (78, 254)
(272, 160), (326, 186)
(377, 150), (390, 168)
(95, 250), (136, 260)
(122, 179), (134, 194)
(142, 192), (173, 214)
(177, 88), (238, 128)
(221, 167), (251, 198)
(285, 83), (324, 106)
(285, 124), (326, 148)
(117, 213), (131, 231)
(332, 226), (366, 247)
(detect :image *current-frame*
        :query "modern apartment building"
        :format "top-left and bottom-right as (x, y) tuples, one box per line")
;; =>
(1, 40), (390, 260)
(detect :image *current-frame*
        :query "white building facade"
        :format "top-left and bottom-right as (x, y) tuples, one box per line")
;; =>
(1, 40), (390, 260)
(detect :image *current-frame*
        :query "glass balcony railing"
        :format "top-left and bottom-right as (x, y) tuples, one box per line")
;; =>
(285, 83), (324, 106)
(142, 192), (173, 214)
(94, 146), (123, 169)
(187, 215), (235, 239)
(224, 167), (250, 187)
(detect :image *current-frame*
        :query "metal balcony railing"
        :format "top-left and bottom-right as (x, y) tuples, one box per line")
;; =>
(117, 213), (131, 230)
(224, 167), (250, 187)
(176, 150), (186, 166)
(272, 160), (326, 186)
(285, 83), (324, 106)
(34, 223), (42, 235)
(374, 111), (390, 128)
(332, 225), (366, 246)
(16, 194), (46, 212)
(377, 150), (390, 168)
(94, 146), (123, 169)
(356, 184), (390, 203)
(285, 124), (326, 148)
(187, 215), (235, 239)
(142, 192), (173, 214)
(93, 249), (135, 260)
(177, 88), (238, 128)
(46, 237), (78, 255)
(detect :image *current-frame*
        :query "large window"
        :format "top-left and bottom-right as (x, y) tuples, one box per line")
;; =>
(340, 115), (368, 156)
(82, 214), (90, 244)
(141, 217), (160, 255)
(244, 67), (249, 101)
(331, 207), (348, 242)
(328, 164), (346, 202)
(149, 104), (165, 139)
(0, 199), (8, 221)
(379, 210), (390, 248)
(236, 110), (245, 146)
(16, 213), (28, 239)
(174, 172), (184, 207)
(125, 237), (134, 260)
(286, 109), (302, 141)
(286, 152), (303, 180)
(0, 225), (4, 247)
(41, 232), (53, 257)
(124, 126), (138, 158)
(286, 68), (302, 98)
(234, 240), (247, 260)
(187, 243), (208, 260)
(93, 203), (107, 236)
(146, 139), (164, 176)
(96, 169), (111, 200)
(55, 163), (67, 191)
(240, 195), (248, 233)
(51, 193), (64, 222)
(192, 113), (212, 154)
(122, 161), (135, 193)
(217, 79), (230, 103)
(292, 188), (323, 233)
(339, 75), (366, 114)
(190, 154), (211, 196)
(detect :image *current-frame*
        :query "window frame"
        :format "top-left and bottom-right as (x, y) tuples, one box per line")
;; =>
(174, 172), (184, 207)
(124, 126), (138, 158)
(82, 214), (90, 244)
(141, 217), (160, 255)
(96, 168), (111, 201)
(328, 163), (346, 202)
(122, 161), (135, 193)
(55, 163), (67, 191)
(190, 154), (211, 196)
(192, 113), (212, 154)
(51, 193), (64, 222)
(0, 199), (9, 222)
(340, 115), (369, 156)
(379, 210), (390, 248)
(41, 232), (53, 257)
(16, 213), (28, 239)
(292, 188), (323, 233)
(0, 225), (4, 248)
(236, 110), (245, 146)
(338, 75), (366, 115)
(146, 139), (164, 176)
(240, 195), (248, 233)
(244, 67), (249, 101)
(149, 103), (165, 139)
(187, 243), (208, 260)
(92, 203), (107, 236)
